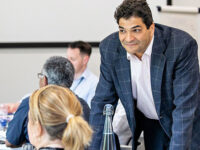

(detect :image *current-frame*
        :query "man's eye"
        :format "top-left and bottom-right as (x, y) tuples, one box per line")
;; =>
(133, 29), (141, 33)
(119, 29), (125, 33)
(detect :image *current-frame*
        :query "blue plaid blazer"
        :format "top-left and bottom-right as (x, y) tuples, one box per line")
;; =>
(89, 24), (200, 150)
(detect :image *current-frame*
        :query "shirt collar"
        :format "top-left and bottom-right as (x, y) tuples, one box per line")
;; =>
(75, 67), (89, 81)
(127, 35), (154, 60)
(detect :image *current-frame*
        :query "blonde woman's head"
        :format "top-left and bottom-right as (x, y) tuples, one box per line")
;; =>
(28, 85), (93, 150)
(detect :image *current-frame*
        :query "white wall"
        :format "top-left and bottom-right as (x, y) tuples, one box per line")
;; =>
(173, 0), (200, 6)
(0, 0), (121, 42)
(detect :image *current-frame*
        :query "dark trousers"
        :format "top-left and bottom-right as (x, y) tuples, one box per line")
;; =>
(134, 108), (170, 150)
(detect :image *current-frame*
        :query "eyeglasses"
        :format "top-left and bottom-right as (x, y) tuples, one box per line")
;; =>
(37, 73), (45, 79)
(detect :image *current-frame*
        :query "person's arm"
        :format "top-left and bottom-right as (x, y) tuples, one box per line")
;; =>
(6, 98), (29, 147)
(89, 40), (119, 150)
(1, 102), (20, 114)
(170, 38), (199, 149)
(5, 140), (19, 148)
(2, 93), (31, 113)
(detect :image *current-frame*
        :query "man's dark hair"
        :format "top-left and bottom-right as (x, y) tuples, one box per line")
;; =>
(68, 41), (92, 56)
(42, 56), (75, 88)
(114, 0), (153, 29)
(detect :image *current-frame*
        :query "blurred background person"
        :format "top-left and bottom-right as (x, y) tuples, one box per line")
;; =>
(2, 93), (31, 113)
(5, 56), (90, 148)
(67, 41), (98, 107)
(1, 102), (20, 114)
(28, 85), (93, 150)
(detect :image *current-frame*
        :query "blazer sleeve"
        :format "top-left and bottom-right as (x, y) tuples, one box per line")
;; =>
(170, 37), (199, 150)
(89, 39), (119, 150)
(6, 97), (29, 146)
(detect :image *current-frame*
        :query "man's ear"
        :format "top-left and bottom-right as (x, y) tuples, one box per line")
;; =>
(83, 55), (89, 65)
(39, 76), (48, 88)
(44, 76), (48, 86)
(149, 23), (155, 36)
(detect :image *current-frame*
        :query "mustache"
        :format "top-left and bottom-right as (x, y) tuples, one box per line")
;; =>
(123, 41), (139, 45)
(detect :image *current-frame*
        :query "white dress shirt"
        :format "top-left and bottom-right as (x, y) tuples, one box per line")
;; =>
(113, 100), (132, 145)
(127, 37), (158, 120)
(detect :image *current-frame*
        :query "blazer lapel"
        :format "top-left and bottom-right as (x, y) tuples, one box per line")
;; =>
(114, 45), (135, 122)
(151, 28), (166, 116)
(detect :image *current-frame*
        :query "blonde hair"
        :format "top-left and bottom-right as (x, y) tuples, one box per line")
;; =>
(29, 85), (93, 150)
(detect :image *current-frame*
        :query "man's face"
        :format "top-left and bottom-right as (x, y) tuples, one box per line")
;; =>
(118, 16), (154, 58)
(66, 48), (85, 75)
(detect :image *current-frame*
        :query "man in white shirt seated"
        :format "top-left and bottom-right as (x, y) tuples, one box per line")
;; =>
(67, 41), (99, 107)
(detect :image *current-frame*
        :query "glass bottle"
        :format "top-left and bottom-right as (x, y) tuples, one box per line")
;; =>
(100, 104), (117, 150)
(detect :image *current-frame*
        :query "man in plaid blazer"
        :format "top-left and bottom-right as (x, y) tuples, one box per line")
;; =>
(89, 0), (200, 150)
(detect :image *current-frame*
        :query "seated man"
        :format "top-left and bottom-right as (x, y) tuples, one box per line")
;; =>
(5, 56), (90, 148)
(67, 41), (99, 107)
